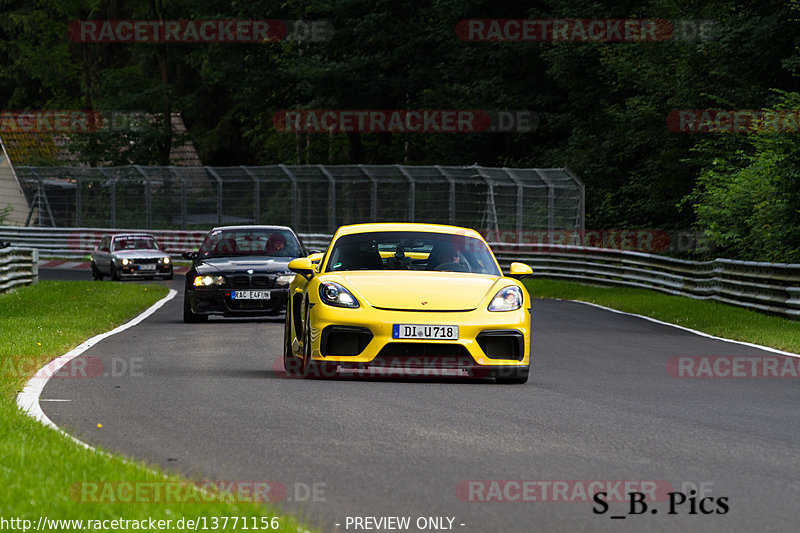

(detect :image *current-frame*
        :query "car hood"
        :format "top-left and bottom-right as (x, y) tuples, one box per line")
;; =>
(112, 250), (168, 259)
(335, 271), (502, 311)
(194, 256), (292, 274)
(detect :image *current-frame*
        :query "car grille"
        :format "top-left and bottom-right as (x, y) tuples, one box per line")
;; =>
(229, 275), (272, 288)
(372, 343), (474, 368)
(132, 258), (159, 264)
(476, 331), (525, 361)
(321, 326), (373, 356)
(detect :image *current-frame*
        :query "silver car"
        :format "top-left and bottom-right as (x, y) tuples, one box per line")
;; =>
(91, 233), (173, 281)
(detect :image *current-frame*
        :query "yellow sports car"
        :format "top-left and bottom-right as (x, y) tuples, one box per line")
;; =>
(283, 223), (533, 384)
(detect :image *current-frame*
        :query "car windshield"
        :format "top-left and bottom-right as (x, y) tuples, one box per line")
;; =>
(198, 229), (301, 258)
(325, 231), (500, 276)
(113, 237), (158, 251)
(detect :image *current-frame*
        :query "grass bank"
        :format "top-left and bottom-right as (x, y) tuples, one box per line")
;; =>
(1, 281), (309, 532)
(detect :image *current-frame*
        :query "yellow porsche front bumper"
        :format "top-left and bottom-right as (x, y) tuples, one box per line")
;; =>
(303, 301), (531, 372)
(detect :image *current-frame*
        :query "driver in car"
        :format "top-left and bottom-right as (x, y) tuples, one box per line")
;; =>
(427, 242), (466, 271)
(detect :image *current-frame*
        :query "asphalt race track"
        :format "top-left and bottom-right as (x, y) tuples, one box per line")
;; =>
(38, 268), (800, 532)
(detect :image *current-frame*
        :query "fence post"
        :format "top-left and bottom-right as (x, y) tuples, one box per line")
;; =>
(278, 165), (299, 230)
(397, 165), (415, 223)
(564, 167), (586, 245)
(100, 168), (116, 228)
(317, 165), (337, 233)
(31, 248), (39, 284)
(133, 165), (152, 229)
(504, 168), (525, 245)
(241, 167), (260, 224)
(73, 169), (82, 227)
(207, 167), (224, 226)
(435, 165), (455, 225)
(533, 169), (555, 236)
(358, 164), (378, 222)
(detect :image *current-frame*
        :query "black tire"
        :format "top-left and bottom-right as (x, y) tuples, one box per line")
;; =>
(91, 262), (103, 281)
(164, 273), (174, 281)
(111, 264), (120, 281)
(495, 367), (529, 385)
(182, 295), (207, 323)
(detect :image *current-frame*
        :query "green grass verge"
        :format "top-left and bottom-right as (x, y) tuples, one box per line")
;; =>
(1, 281), (310, 532)
(524, 278), (800, 354)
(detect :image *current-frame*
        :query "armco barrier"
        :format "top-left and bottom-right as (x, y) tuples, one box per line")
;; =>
(0, 247), (38, 293)
(0, 226), (332, 259)
(2, 226), (798, 319)
(491, 243), (800, 320)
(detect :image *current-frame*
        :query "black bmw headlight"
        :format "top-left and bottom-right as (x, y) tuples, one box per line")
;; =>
(192, 275), (226, 287)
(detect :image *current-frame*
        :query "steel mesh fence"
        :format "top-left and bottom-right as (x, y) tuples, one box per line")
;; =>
(14, 165), (584, 239)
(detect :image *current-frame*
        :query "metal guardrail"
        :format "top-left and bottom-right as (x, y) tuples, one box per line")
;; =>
(0, 225), (333, 259)
(491, 243), (800, 320)
(2, 226), (798, 319)
(0, 247), (38, 293)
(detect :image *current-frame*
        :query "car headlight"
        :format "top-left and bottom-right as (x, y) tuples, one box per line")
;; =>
(275, 273), (295, 286)
(121, 258), (130, 266)
(162, 256), (171, 264)
(488, 286), (523, 312)
(193, 275), (225, 287)
(319, 282), (359, 308)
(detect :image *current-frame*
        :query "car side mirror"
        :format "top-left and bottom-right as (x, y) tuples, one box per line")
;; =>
(507, 262), (533, 279)
(308, 252), (324, 263)
(289, 257), (316, 279)
(182, 251), (198, 260)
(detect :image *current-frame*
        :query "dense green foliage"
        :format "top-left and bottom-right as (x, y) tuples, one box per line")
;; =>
(1, 1), (799, 260)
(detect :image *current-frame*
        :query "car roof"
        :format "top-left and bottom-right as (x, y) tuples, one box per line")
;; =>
(111, 233), (156, 239)
(333, 222), (484, 240)
(209, 225), (294, 232)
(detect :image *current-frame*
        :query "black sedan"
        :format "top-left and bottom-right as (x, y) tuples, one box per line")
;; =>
(182, 225), (308, 322)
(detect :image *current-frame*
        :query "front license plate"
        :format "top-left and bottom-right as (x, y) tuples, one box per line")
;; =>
(392, 324), (458, 340)
(232, 290), (271, 300)
(137, 264), (156, 271)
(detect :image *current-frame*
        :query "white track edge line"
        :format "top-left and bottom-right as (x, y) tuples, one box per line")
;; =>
(14, 287), (291, 499)
(560, 298), (800, 358)
(16, 289), (177, 451)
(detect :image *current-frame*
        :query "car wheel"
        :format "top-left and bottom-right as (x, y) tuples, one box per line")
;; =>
(164, 273), (174, 281)
(495, 366), (529, 385)
(183, 295), (207, 323)
(111, 264), (120, 281)
(91, 262), (103, 281)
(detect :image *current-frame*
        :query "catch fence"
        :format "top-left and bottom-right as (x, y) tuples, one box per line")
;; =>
(14, 165), (584, 239)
